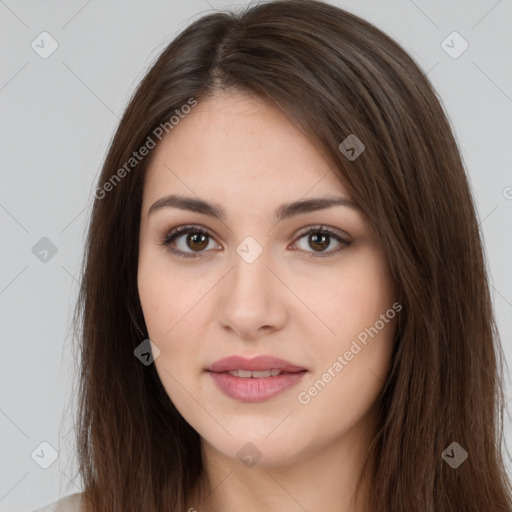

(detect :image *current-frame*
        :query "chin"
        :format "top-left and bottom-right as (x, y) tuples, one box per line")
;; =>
(198, 424), (314, 468)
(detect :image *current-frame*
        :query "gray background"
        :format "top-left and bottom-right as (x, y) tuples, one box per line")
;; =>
(1, 0), (511, 510)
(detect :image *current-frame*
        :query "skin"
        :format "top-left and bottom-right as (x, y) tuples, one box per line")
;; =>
(137, 90), (399, 512)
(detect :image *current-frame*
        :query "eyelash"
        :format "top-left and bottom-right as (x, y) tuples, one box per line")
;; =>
(159, 224), (351, 260)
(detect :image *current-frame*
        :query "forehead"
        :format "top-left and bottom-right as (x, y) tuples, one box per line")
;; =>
(142, 91), (349, 204)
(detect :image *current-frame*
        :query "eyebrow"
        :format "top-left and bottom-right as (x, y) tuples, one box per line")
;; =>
(147, 194), (361, 222)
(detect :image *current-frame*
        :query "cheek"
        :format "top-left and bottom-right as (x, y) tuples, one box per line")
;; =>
(293, 247), (398, 411)
(335, 253), (397, 376)
(294, 300), (397, 449)
(138, 272), (202, 405)
(137, 258), (213, 394)
(293, 248), (397, 345)
(138, 252), (210, 342)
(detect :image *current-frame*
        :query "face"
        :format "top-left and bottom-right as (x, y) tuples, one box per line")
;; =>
(137, 91), (399, 468)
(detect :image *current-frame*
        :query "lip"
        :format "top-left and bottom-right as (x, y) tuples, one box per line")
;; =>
(206, 355), (307, 373)
(206, 355), (308, 403)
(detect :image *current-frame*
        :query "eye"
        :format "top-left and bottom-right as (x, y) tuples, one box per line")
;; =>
(290, 225), (351, 257)
(159, 224), (351, 259)
(159, 224), (220, 259)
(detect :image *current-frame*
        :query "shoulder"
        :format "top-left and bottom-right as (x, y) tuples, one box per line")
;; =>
(31, 492), (85, 512)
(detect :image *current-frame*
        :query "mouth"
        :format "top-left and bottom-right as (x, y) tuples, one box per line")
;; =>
(206, 355), (308, 402)
(206, 354), (307, 373)
(221, 368), (298, 378)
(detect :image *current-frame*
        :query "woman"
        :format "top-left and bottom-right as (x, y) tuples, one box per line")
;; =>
(32, 0), (512, 510)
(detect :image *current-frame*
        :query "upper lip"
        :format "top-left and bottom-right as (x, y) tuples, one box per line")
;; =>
(207, 355), (307, 373)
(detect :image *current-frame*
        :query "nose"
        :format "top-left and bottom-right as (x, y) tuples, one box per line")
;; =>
(215, 246), (288, 341)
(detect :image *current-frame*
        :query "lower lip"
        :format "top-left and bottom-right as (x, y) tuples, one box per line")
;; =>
(208, 371), (307, 403)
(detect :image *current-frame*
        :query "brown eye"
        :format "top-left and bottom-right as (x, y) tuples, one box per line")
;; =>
(186, 232), (209, 251)
(291, 226), (351, 257)
(161, 225), (220, 259)
(308, 232), (330, 252)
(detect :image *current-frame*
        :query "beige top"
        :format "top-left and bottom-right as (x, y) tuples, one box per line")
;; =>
(32, 492), (84, 512)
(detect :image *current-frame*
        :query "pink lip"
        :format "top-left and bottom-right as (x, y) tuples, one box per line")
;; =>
(206, 355), (307, 403)
(207, 355), (306, 373)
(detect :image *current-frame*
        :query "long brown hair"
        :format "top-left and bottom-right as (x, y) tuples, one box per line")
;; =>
(71, 0), (512, 510)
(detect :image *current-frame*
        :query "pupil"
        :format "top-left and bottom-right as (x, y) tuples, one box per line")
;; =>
(310, 233), (329, 251)
(187, 233), (208, 251)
